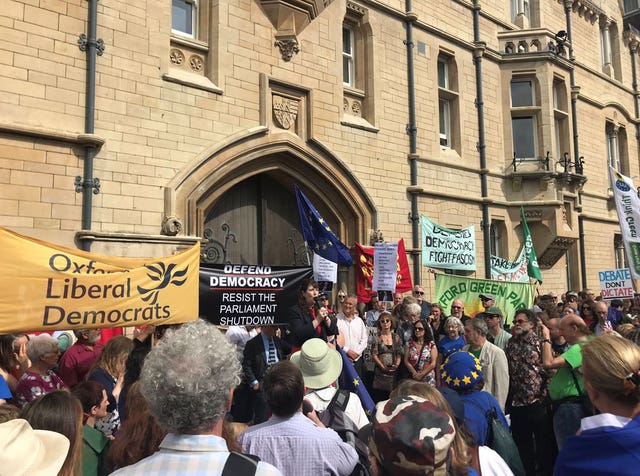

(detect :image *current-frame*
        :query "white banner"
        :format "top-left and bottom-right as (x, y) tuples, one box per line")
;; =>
(313, 254), (338, 283)
(372, 242), (398, 294)
(609, 167), (640, 280)
(490, 248), (529, 282)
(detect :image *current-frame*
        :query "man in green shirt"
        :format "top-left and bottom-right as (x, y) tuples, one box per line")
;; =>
(541, 314), (591, 450)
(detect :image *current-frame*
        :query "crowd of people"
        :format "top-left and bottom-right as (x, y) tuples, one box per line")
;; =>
(0, 279), (639, 475)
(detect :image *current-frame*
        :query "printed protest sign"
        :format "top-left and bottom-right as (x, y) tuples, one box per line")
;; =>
(199, 265), (312, 326)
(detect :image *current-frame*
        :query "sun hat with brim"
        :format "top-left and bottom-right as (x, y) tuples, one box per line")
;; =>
(0, 419), (70, 476)
(364, 395), (455, 476)
(289, 338), (343, 389)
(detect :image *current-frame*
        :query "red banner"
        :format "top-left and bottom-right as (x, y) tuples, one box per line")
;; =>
(354, 239), (413, 303)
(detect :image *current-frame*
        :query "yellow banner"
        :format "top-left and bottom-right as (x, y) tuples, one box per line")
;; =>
(0, 227), (200, 333)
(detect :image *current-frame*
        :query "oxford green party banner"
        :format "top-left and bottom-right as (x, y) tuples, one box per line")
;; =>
(421, 215), (476, 271)
(434, 274), (535, 325)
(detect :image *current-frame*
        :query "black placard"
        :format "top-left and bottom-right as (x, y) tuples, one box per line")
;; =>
(199, 264), (313, 326)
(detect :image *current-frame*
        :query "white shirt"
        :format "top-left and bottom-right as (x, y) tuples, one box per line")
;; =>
(336, 313), (368, 360)
(225, 326), (259, 356)
(478, 445), (514, 476)
(305, 387), (370, 430)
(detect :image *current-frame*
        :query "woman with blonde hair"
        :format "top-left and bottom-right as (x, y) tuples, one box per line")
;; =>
(21, 390), (83, 476)
(555, 333), (640, 475)
(87, 336), (134, 437)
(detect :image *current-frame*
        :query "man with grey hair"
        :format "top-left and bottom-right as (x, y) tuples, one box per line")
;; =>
(462, 318), (509, 410)
(111, 319), (282, 475)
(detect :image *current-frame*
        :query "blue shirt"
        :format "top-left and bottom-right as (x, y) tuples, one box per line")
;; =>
(239, 412), (358, 476)
(460, 390), (509, 446)
(110, 433), (282, 476)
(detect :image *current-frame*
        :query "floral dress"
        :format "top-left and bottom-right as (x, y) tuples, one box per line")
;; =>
(407, 339), (436, 386)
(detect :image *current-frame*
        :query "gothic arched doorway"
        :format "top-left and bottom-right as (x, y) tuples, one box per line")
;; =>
(201, 171), (341, 266)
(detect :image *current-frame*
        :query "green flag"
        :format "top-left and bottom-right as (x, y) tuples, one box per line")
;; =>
(520, 206), (543, 283)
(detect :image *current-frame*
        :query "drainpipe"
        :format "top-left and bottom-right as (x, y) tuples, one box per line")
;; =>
(405, 0), (420, 283)
(631, 41), (640, 144)
(76, 0), (103, 251)
(472, 0), (491, 278)
(563, 2), (587, 289)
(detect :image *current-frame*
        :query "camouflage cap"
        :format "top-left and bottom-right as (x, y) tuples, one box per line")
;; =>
(441, 351), (483, 391)
(369, 395), (455, 476)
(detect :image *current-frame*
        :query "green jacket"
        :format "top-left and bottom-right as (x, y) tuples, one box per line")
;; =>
(82, 424), (110, 476)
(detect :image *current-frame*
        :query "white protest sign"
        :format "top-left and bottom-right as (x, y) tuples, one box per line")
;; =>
(372, 242), (398, 296)
(313, 253), (338, 283)
(598, 268), (634, 299)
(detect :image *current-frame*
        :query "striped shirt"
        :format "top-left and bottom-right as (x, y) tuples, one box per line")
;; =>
(110, 433), (282, 476)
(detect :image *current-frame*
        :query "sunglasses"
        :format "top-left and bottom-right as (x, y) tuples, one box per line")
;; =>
(413, 291), (425, 295)
(480, 297), (492, 302)
(338, 295), (346, 299)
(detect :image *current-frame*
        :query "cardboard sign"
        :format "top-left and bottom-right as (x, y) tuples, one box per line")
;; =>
(598, 268), (634, 299)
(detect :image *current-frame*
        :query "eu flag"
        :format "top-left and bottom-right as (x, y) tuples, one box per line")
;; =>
(337, 346), (376, 417)
(294, 185), (353, 266)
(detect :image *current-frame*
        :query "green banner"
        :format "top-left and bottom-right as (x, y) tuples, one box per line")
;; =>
(435, 274), (535, 326)
(421, 215), (476, 271)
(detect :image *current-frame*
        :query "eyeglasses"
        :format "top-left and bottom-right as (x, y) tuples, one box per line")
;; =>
(480, 297), (492, 302)
(513, 319), (527, 325)
(413, 291), (425, 296)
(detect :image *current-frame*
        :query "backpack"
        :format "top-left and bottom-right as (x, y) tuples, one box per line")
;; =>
(318, 389), (372, 476)
(467, 398), (525, 476)
(221, 452), (259, 476)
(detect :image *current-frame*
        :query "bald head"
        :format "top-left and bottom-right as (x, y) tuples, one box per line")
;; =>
(560, 314), (589, 344)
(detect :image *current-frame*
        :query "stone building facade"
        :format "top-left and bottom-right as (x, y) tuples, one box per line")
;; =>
(1, 0), (639, 297)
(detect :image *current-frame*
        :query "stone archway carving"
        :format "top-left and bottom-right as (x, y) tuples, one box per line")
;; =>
(165, 129), (377, 252)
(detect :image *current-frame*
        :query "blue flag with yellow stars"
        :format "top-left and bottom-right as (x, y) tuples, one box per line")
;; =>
(337, 346), (375, 417)
(294, 185), (353, 266)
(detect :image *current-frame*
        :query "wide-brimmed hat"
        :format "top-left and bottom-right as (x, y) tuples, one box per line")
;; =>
(441, 352), (483, 391)
(289, 338), (343, 389)
(364, 395), (455, 476)
(0, 419), (70, 476)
